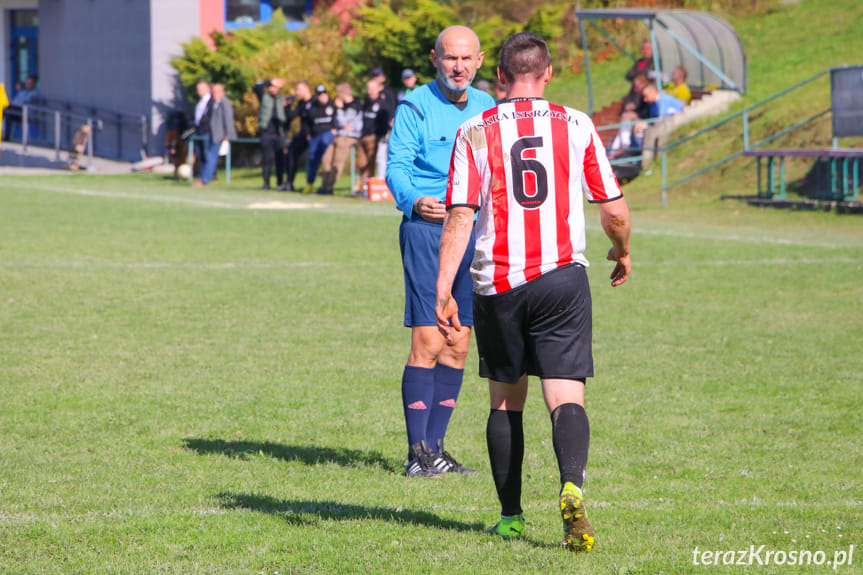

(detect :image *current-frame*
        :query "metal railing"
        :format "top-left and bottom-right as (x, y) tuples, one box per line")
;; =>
(2, 104), (96, 169)
(186, 135), (360, 189)
(2, 98), (147, 162)
(647, 69), (834, 207)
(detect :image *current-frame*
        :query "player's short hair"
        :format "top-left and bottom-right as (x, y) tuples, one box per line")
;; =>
(499, 32), (551, 83)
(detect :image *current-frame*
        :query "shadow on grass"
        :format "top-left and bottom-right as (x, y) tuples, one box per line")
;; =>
(219, 491), (486, 533)
(183, 438), (400, 473)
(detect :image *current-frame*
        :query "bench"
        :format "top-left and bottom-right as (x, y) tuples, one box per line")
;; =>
(742, 148), (863, 201)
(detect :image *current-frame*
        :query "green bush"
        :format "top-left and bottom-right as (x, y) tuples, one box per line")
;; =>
(344, 0), (462, 85)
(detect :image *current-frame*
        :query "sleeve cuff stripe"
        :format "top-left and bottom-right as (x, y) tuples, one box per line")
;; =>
(588, 194), (625, 204)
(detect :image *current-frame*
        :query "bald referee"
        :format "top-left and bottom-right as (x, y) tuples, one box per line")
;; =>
(387, 26), (496, 477)
(436, 32), (631, 550)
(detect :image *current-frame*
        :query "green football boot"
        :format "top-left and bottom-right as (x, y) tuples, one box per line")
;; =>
(487, 514), (525, 539)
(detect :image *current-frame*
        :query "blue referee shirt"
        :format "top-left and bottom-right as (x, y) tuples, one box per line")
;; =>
(386, 80), (496, 219)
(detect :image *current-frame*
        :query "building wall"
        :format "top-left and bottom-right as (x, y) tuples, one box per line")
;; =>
(199, 0), (224, 49)
(39, 0), (151, 116)
(37, 0), (199, 158)
(149, 0), (200, 156)
(0, 0), (39, 93)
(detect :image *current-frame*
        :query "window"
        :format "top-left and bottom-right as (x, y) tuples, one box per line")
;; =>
(13, 10), (38, 28)
(226, 0), (260, 25)
(271, 0), (307, 22)
(225, 0), (311, 29)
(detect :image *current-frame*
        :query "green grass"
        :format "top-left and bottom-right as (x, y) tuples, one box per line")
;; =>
(0, 172), (861, 574)
(2, 2), (863, 572)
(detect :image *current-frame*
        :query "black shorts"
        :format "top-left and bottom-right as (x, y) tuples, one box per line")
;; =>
(473, 263), (593, 384)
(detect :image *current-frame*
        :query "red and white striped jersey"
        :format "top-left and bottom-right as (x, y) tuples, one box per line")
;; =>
(446, 98), (622, 295)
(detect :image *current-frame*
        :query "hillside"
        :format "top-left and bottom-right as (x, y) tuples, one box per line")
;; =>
(547, 0), (863, 210)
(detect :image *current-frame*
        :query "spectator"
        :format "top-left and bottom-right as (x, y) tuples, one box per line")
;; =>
(192, 81), (213, 178)
(474, 78), (491, 95)
(318, 83), (362, 195)
(355, 79), (384, 194)
(625, 39), (655, 83)
(302, 84), (337, 195)
(282, 80), (313, 192)
(622, 72), (651, 119)
(607, 109), (646, 185)
(666, 65), (691, 105)
(67, 125), (91, 171)
(642, 82), (685, 118)
(253, 77), (287, 190)
(398, 69), (417, 102)
(493, 78), (506, 102)
(370, 67), (396, 178)
(11, 75), (38, 106)
(609, 110), (645, 156)
(195, 83), (236, 187)
(6, 76), (39, 140)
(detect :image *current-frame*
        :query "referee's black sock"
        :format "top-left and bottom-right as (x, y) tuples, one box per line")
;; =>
(486, 409), (524, 517)
(551, 403), (590, 489)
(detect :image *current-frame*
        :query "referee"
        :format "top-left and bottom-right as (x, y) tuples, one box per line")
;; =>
(436, 32), (631, 550)
(386, 26), (496, 477)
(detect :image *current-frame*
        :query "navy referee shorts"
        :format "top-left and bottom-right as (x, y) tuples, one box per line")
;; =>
(399, 215), (475, 327)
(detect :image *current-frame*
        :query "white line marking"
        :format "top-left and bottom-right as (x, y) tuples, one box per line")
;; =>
(0, 260), (350, 270)
(632, 227), (850, 249)
(247, 200), (326, 210)
(6, 182), (861, 246)
(12, 183), (238, 209)
(631, 257), (863, 267)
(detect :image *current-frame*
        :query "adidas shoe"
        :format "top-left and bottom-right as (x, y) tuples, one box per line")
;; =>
(560, 482), (594, 552)
(404, 440), (443, 478)
(432, 439), (477, 474)
(487, 514), (525, 539)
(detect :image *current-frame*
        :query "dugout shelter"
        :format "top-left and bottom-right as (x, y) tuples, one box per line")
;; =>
(576, 8), (747, 115)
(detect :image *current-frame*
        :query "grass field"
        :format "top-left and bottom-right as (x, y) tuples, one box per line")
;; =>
(0, 173), (861, 574)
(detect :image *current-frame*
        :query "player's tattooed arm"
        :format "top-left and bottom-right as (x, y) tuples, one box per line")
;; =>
(436, 206), (474, 339)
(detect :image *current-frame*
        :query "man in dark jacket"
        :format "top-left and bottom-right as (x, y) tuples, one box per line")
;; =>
(193, 81), (213, 177)
(281, 80), (312, 192)
(253, 77), (287, 190)
(302, 85), (337, 195)
(195, 83), (237, 187)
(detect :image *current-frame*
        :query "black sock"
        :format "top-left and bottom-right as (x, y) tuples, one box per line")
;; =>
(551, 403), (590, 489)
(486, 409), (524, 517)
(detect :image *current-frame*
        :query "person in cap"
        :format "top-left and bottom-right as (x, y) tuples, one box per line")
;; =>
(302, 84), (337, 194)
(398, 68), (417, 102)
(253, 77), (287, 190)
